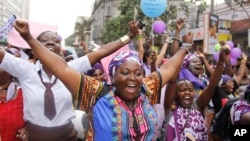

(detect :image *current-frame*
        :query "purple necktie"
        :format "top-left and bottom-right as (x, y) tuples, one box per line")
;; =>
(38, 71), (57, 120)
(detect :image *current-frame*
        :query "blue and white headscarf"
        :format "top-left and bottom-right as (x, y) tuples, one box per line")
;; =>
(108, 50), (142, 81)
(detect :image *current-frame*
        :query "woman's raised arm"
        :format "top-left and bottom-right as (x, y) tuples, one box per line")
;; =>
(14, 19), (140, 98)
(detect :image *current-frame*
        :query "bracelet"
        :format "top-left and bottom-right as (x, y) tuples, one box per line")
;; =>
(120, 35), (131, 46)
(241, 60), (246, 64)
(172, 37), (180, 42)
(180, 43), (192, 53)
(182, 43), (192, 47)
(180, 46), (189, 54)
(138, 38), (143, 41)
(137, 34), (143, 40)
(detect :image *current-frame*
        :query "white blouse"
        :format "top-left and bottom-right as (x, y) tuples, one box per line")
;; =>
(0, 53), (91, 127)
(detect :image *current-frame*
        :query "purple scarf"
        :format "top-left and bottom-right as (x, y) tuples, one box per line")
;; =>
(179, 68), (207, 89)
(166, 106), (208, 141)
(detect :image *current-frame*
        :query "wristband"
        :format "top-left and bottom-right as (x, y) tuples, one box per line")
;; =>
(182, 43), (192, 47)
(180, 43), (192, 53)
(137, 34), (143, 40)
(241, 60), (247, 64)
(120, 35), (131, 46)
(172, 37), (180, 42)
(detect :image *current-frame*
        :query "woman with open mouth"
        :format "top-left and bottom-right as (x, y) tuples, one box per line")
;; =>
(162, 45), (230, 141)
(13, 19), (194, 141)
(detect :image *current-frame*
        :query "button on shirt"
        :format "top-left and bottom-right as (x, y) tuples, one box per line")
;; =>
(0, 53), (91, 127)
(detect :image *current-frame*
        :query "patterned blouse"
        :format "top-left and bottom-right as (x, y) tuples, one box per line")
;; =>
(75, 72), (162, 141)
(165, 105), (208, 141)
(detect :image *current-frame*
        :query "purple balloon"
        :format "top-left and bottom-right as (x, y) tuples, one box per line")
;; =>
(226, 41), (234, 50)
(231, 48), (242, 59)
(153, 20), (166, 34)
(230, 58), (237, 66)
(213, 52), (219, 62)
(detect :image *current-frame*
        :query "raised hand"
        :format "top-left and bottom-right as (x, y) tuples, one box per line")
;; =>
(14, 20), (32, 41)
(175, 18), (185, 31)
(242, 52), (247, 61)
(182, 31), (194, 44)
(127, 20), (140, 39)
(219, 43), (231, 63)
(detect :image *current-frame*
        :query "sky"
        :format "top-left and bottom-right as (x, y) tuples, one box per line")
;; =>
(29, 0), (94, 41)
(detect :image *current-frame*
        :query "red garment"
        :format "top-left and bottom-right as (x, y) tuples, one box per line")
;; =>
(0, 88), (25, 141)
(221, 98), (229, 108)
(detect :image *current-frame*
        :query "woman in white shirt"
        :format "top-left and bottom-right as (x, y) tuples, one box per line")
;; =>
(0, 21), (139, 140)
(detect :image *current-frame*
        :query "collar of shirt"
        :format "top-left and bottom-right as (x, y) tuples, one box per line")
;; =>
(35, 61), (57, 83)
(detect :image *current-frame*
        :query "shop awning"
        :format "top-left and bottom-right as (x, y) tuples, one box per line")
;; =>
(230, 18), (250, 34)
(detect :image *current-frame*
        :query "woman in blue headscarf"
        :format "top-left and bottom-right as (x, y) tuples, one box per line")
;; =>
(13, 19), (193, 141)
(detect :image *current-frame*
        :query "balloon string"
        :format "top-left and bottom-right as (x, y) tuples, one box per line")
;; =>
(151, 18), (154, 48)
(133, 7), (137, 21)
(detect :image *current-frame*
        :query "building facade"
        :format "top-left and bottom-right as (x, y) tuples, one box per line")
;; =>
(197, 1), (250, 53)
(90, 0), (185, 45)
(89, 0), (250, 50)
(91, 0), (121, 45)
(0, 0), (30, 26)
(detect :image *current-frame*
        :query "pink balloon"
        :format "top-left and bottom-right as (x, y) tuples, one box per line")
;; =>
(231, 48), (242, 59)
(230, 58), (237, 66)
(213, 52), (219, 62)
(153, 20), (166, 34)
(226, 41), (234, 50)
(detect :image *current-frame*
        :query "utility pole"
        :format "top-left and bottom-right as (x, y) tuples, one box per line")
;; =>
(210, 0), (214, 14)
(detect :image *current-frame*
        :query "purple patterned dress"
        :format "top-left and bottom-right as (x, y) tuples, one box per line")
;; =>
(165, 105), (208, 141)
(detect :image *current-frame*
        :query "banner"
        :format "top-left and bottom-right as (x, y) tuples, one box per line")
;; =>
(7, 19), (57, 49)
(0, 15), (16, 39)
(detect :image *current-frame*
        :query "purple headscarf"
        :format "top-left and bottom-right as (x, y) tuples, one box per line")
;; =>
(181, 53), (198, 68)
(180, 53), (207, 89)
(86, 62), (104, 76)
(108, 50), (142, 80)
(219, 74), (232, 87)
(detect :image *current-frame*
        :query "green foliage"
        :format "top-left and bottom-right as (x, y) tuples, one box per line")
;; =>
(198, 1), (208, 13)
(64, 34), (76, 46)
(101, 0), (206, 43)
(102, 16), (129, 43)
(189, 0), (208, 13)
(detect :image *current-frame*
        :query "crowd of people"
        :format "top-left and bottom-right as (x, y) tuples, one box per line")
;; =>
(0, 16), (250, 141)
